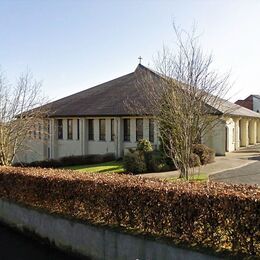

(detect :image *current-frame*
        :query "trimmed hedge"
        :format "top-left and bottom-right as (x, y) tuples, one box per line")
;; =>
(0, 167), (259, 257)
(14, 153), (115, 168)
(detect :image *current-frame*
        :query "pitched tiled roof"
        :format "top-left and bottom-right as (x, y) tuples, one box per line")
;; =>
(45, 64), (260, 119)
(216, 99), (260, 118)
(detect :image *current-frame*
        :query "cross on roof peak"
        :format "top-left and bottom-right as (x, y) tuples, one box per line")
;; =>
(138, 56), (143, 64)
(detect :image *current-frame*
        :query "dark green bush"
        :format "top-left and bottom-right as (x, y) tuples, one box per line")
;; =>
(136, 139), (153, 152)
(145, 150), (164, 172)
(193, 144), (215, 165)
(123, 151), (147, 174)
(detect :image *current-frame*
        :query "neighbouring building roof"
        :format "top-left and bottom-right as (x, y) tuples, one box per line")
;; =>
(252, 94), (260, 99)
(45, 64), (260, 119)
(235, 94), (260, 113)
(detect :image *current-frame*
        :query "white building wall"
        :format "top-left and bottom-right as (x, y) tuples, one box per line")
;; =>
(202, 120), (226, 155)
(225, 118), (236, 152)
(56, 119), (81, 158)
(123, 117), (159, 155)
(14, 119), (48, 163)
(253, 97), (260, 113)
(19, 115), (252, 163)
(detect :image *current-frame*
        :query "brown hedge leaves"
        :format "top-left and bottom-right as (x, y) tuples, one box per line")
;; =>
(0, 166), (259, 256)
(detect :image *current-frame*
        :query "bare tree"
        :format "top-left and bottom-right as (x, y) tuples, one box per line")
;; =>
(132, 24), (231, 179)
(0, 69), (48, 165)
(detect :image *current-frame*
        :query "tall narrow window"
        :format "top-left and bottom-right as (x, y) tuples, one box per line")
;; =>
(57, 119), (63, 139)
(47, 147), (50, 159)
(28, 129), (32, 139)
(124, 119), (130, 142)
(33, 124), (37, 139)
(67, 119), (73, 140)
(99, 119), (106, 141)
(111, 119), (115, 141)
(77, 119), (80, 140)
(136, 119), (143, 141)
(38, 123), (41, 140)
(47, 120), (50, 139)
(88, 119), (94, 140)
(149, 119), (154, 143)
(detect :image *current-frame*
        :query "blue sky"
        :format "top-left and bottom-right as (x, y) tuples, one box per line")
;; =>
(0, 0), (260, 102)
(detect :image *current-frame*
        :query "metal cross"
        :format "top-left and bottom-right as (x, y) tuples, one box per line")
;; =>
(138, 56), (143, 64)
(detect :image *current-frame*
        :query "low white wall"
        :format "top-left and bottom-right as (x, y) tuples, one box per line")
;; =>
(15, 139), (47, 163)
(0, 199), (219, 260)
(56, 140), (81, 158)
(88, 141), (116, 155)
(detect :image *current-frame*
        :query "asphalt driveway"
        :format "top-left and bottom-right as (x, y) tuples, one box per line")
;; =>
(210, 159), (260, 186)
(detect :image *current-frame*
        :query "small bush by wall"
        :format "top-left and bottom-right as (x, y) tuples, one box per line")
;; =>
(13, 153), (115, 168)
(136, 139), (153, 152)
(123, 151), (147, 174)
(0, 166), (259, 257)
(189, 153), (201, 167)
(193, 144), (215, 165)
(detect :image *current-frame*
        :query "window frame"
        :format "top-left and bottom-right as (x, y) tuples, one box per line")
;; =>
(149, 119), (154, 143)
(99, 119), (106, 141)
(38, 123), (41, 140)
(88, 119), (94, 141)
(47, 120), (50, 140)
(136, 118), (143, 142)
(33, 124), (37, 139)
(111, 119), (115, 141)
(57, 119), (63, 140)
(77, 119), (80, 140)
(123, 119), (130, 142)
(67, 119), (73, 140)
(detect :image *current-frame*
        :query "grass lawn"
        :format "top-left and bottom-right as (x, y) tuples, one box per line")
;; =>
(165, 172), (208, 182)
(63, 161), (125, 173)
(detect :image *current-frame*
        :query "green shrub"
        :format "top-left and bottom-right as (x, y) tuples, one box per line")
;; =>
(145, 150), (164, 172)
(0, 167), (258, 257)
(123, 151), (147, 174)
(193, 144), (215, 165)
(189, 153), (201, 167)
(136, 139), (153, 153)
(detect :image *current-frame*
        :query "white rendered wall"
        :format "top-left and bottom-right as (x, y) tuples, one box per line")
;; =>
(253, 97), (260, 113)
(202, 120), (226, 155)
(123, 117), (159, 155)
(56, 119), (81, 158)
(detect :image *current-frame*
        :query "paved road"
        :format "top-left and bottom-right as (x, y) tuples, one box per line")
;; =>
(0, 223), (82, 260)
(210, 160), (260, 186)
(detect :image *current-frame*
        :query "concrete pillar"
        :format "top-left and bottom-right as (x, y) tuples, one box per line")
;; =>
(105, 118), (111, 142)
(249, 119), (257, 145)
(50, 118), (57, 159)
(240, 119), (249, 147)
(154, 120), (159, 149)
(80, 118), (87, 155)
(115, 118), (123, 158)
(233, 118), (240, 150)
(257, 120), (260, 143)
(143, 118), (149, 140)
(130, 118), (136, 143)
